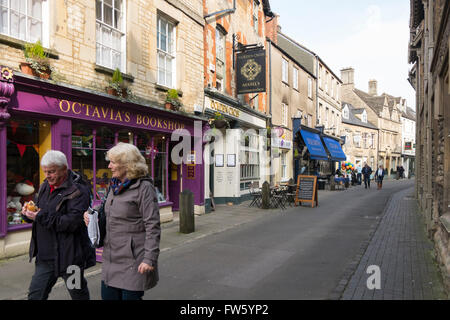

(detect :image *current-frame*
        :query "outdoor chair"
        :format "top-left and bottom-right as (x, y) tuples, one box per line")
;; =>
(249, 182), (262, 207)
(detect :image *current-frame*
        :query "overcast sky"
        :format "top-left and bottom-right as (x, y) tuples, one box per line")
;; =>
(270, 0), (416, 110)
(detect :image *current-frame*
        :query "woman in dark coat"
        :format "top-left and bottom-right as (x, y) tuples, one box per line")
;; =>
(84, 142), (161, 300)
(375, 165), (385, 190)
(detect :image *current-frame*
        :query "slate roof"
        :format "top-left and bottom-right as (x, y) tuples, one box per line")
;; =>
(354, 89), (385, 114)
(276, 33), (315, 76)
(402, 107), (416, 121)
(341, 102), (378, 130)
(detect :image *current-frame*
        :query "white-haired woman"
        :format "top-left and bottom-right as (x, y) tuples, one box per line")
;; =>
(84, 142), (161, 300)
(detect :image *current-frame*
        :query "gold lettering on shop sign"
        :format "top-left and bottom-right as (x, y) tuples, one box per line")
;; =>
(92, 106), (101, 118)
(210, 100), (240, 118)
(124, 112), (131, 123)
(59, 100), (70, 112)
(72, 102), (82, 114)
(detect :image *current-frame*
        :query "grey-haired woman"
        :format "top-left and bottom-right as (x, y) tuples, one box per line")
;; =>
(84, 142), (161, 300)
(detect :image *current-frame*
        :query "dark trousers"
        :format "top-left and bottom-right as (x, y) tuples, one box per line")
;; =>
(101, 281), (144, 300)
(357, 173), (362, 185)
(28, 260), (90, 300)
(364, 176), (371, 188)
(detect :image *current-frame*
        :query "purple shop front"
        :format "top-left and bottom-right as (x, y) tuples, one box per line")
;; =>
(0, 72), (206, 261)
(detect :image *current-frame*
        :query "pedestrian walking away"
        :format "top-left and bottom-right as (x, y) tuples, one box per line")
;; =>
(22, 150), (96, 300)
(375, 165), (385, 190)
(361, 163), (373, 189)
(84, 142), (161, 300)
(356, 164), (362, 185)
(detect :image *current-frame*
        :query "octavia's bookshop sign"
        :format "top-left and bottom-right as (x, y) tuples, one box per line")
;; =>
(236, 49), (266, 94)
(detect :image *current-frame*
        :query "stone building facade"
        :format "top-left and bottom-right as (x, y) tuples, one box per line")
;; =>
(409, 0), (450, 289)
(340, 68), (403, 176)
(0, 0), (206, 259)
(399, 102), (416, 178)
(341, 102), (379, 170)
(265, 21), (317, 184)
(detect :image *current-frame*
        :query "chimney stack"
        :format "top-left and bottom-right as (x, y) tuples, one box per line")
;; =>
(368, 79), (378, 96)
(340, 67), (355, 89)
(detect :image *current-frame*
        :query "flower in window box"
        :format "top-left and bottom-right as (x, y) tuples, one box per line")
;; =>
(165, 89), (182, 111)
(20, 40), (54, 79)
(106, 68), (131, 99)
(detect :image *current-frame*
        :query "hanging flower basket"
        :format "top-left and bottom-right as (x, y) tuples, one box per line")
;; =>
(213, 119), (228, 129)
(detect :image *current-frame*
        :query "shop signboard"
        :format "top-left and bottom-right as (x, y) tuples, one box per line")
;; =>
(236, 49), (266, 94)
(295, 175), (318, 208)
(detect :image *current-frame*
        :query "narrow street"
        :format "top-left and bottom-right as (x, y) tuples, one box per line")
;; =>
(43, 179), (445, 300)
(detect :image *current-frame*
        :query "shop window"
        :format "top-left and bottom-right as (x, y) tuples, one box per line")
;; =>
(6, 118), (48, 228)
(240, 132), (260, 180)
(153, 134), (167, 202)
(281, 152), (287, 180)
(96, 0), (125, 70)
(72, 125), (168, 203)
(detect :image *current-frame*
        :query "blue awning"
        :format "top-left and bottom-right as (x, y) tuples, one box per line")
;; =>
(322, 137), (346, 161)
(299, 130), (329, 161)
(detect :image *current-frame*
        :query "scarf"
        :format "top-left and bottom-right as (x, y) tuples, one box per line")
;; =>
(110, 177), (133, 195)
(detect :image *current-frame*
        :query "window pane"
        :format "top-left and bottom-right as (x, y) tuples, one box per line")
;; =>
(96, 0), (102, 20)
(154, 153), (166, 202)
(166, 57), (172, 87)
(118, 129), (133, 144)
(160, 33), (167, 52)
(28, 18), (41, 43)
(7, 118), (41, 227)
(112, 51), (121, 70)
(102, 25), (112, 47)
(112, 30), (121, 50)
(96, 126), (115, 150)
(114, 0), (120, 9)
(28, 0), (42, 19)
(113, 8), (120, 29)
(168, 24), (173, 53)
(1, 7), (7, 34)
(158, 53), (165, 84)
(72, 123), (93, 149)
(104, 0), (112, 6)
(103, 3), (112, 26)
(95, 150), (110, 200)
(102, 46), (111, 67)
(10, 10), (20, 38)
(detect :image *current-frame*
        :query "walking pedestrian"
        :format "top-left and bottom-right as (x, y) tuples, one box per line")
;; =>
(375, 165), (385, 189)
(356, 164), (362, 185)
(361, 163), (373, 189)
(84, 142), (161, 300)
(22, 150), (95, 300)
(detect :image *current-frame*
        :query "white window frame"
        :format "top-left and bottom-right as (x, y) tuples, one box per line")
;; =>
(157, 14), (176, 88)
(96, 0), (126, 71)
(343, 105), (349, 119)
(215, 27), (226, 92)
(282, 103), (288, 126)
(293, 67), (299, 90)
(308, 77), (313, 98)
(324, 71), (328, 93)
(307, 114), (312, 127)
(282, 58), (288, 83)
(281, 152), (287, 180)
(1, 0), (49, 46)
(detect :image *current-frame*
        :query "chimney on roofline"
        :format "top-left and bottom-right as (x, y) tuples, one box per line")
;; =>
(368, 79), (378, 96)
(340, 67), (355, 90)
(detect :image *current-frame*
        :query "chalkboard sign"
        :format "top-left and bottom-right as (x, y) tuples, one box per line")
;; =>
(295, 175), (318, 207)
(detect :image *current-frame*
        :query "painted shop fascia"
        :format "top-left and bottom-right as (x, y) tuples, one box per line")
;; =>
(0, 70), (207, 246)
(203, 88), (268, 210)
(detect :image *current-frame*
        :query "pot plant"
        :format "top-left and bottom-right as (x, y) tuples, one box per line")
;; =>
(165, 89), (182, 111)
(210, 112), (229, 129)
(20, 40), (53, 79)
(106, 68), (129, 98)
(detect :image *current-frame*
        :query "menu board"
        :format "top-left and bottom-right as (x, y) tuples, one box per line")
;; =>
(295, 175), (318, 207)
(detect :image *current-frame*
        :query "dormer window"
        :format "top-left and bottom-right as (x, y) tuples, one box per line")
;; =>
(342, 105), (349, 119)
(362, 110), (367, 123)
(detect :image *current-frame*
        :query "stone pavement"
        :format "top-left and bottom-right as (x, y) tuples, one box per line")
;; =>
(339, 186), (448, 300)
(0, 198), (278, 300)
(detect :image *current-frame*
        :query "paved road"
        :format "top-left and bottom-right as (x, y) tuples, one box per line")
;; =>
(46, 179), (428, 300)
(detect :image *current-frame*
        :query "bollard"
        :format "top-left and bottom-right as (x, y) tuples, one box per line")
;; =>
(262, 181), (270, 209)
(179, 189), (195, 234)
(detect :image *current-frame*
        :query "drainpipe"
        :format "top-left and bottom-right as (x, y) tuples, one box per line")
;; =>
(204, 0), (236, 19)
(315, 54), (319, 126)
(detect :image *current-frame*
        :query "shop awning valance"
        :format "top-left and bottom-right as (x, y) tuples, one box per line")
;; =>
(299, 129), (329, 161)
(322, 137), (346, 161)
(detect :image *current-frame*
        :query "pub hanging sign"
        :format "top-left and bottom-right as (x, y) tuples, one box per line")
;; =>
(236, 49), (266, 94)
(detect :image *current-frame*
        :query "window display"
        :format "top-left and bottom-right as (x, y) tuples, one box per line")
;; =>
(72, 124), (168, 203)
(6, 118), (44, 227)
